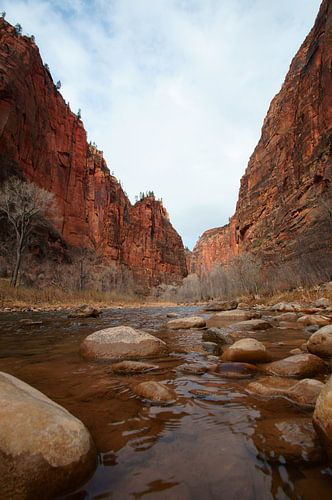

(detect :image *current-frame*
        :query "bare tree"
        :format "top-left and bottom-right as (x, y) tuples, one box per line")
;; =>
(0, 177), (55, 287)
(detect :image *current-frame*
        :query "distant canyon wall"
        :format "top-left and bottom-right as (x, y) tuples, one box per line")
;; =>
(0, 19), (187, 287)
(191, 0), (332, 277)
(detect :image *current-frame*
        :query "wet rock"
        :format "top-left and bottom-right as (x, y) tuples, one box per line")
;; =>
(307, 328), (332, 358)
(261, 353), (329, 378)
(306, 325), (321, 334)
(275, 312), (298, 322)
(212, 362), (258, 379)
(189, 389), (223, 400)
(231, 319), (272, 331)
(0, 372), (96, 498)
(222, 338), (271, 363)
(68, 305), (101, 319)
(271, 302), (302, 312)
(80, 326), (167, 361)
(167, 316), (206, 329)
(134, 381), (176, 403)
(247, 377), (324, 408)
(204, 300), (238, 312)
(202, 327), (234, 346)
(297, 315), (331, 327)
(166, 312), (178, 318)
(111, 361), (160, 374)
(313, 376), (332, 459)
(254, 418), (323, 464)
(19, 319), (43, 326)
(315, 298), (330, 308)
(202, 341), (221, 355)
(177, 364), (209, 375)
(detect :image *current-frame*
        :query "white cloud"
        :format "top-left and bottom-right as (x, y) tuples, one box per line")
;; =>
(3, 0), (322, 248)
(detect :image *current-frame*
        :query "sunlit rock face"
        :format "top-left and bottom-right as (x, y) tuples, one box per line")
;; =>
(0, 19), (187, 287)
(191, 0), (332, 276)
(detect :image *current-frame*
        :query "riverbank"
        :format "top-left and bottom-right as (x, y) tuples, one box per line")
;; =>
(1, 279), (331, 313)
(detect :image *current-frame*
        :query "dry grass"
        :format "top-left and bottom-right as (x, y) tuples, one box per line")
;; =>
(236, 285), (332, 307)
(0, 279), (177, 311)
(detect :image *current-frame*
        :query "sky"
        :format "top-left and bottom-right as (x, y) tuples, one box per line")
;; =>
(3, 0), (322, 249)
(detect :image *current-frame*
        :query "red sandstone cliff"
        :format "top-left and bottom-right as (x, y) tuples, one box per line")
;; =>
(192, 0), (332, 276)
(0, 19), (187, 287)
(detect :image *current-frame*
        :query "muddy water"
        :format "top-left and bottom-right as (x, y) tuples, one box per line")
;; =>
(1, 306), (332, 499)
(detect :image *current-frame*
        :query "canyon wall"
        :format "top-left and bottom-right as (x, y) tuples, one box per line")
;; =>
(0, 19), (187, 287)
(191, 0), (332, 276)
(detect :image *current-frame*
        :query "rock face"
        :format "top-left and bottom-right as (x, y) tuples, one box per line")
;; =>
(80, 326), (167, 361)
(0, 19), (187, 288)
(190, 0), (332, 276)
(0, 372), (96, 498)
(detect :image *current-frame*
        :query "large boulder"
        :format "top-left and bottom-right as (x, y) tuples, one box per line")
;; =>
(247, 377), (324, 408)
(307, 327), (332, 358)
(0, 372), (96, 498)
(231, 319), (272, 331)
(254, 417), (323, 464)
(204, 300), (238, 312)
(222, 338), (270, 363)
(313, 376), (332, 459)
(80, 326), (167, 361)
(133, 381), (176, 403)
(68, 304), (101, 318)
(167, 316), (206, 330)
(261, 353), (329, 378)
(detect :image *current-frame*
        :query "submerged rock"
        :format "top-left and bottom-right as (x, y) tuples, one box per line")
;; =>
(177, 364), (209, 375)
(0, 372), (96, 499)
(254, 417), (323, 464)
(261, 353), (329, 378)
(167, 316), (206, 329)
(222, 338), (270, 363)
(202, 341), (221, 355)
(80, 326), (167, 361)
(68, 305), (101, 319)
(111, 361), (160, 374)
(247, 377), (324, 408)
(212, 362), (258, 379)
(19, 318), (43, 326)
(134, 381), (176, 403)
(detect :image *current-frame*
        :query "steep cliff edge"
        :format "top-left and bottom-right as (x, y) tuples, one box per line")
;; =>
(192, 0), (332, 276)
(0, 19), (187, 287)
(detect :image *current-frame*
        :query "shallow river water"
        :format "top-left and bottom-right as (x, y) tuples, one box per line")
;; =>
(1, 306), (332, 499)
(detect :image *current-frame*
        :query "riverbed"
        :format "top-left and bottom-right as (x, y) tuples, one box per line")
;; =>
(0, 306), (331, 499)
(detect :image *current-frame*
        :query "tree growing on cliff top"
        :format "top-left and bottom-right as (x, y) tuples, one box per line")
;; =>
(0, 177), (55, 287)
(14, 23), (22, 35)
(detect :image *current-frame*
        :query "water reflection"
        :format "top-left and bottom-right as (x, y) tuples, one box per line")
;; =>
(0, 307), (331, 498)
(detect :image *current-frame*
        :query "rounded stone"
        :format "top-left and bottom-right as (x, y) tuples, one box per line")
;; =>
(0, 372), (96, 499)
(80, 326), (167, 361)
(212, 362), (258, 379)
(261, 353), (329, 378)
(221, 338), (270, 363)
(111, 361), (160, 374)
(307, 330), (332, 358)
(167, 316), (206, 330)
(313, 376), (332, 459)
(133, 381), (176, 403)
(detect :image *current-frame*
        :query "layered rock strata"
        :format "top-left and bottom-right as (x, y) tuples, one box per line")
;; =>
(0, 19), (187, 286)
(191, 0), (332, 275)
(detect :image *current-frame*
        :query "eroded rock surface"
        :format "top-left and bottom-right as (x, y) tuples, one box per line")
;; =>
(0, 372), (96, 498)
